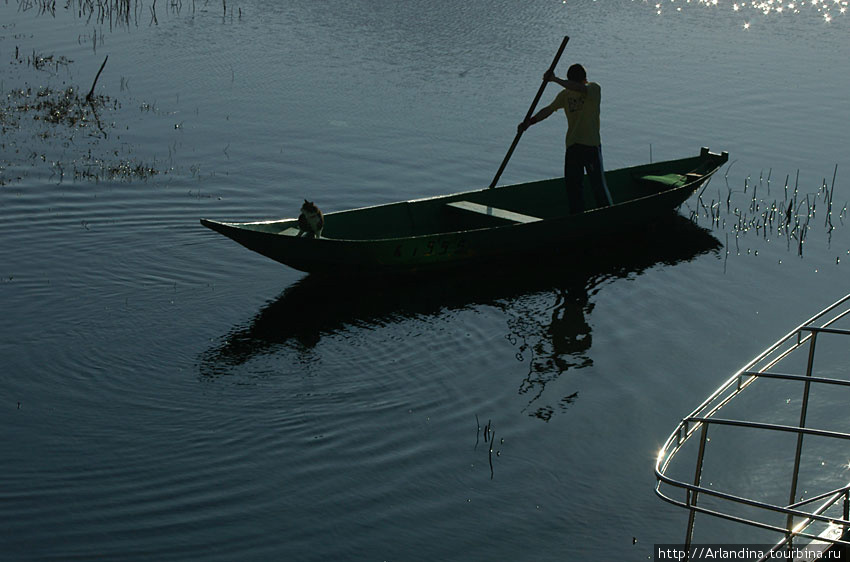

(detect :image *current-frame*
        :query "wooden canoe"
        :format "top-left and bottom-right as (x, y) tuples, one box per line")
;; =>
(201, 147), (728, 274)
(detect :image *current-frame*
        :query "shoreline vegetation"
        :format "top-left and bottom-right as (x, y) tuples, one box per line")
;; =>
(0, 48), (162, 184)
(17, 0), (241, 27)
(1, 0), (245, 186)
(686, 163), (845, 261)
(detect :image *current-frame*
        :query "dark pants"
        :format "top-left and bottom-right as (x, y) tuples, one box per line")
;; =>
(564, 143), (612, 214)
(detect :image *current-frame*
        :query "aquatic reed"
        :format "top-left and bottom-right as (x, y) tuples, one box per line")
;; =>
(18, 0), (240, 29)
(689, 164), (843, 260)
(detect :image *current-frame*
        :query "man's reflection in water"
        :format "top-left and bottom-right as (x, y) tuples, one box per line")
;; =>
(509, 275), (596, 421)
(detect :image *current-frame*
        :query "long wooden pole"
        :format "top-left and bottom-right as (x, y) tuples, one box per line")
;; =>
(489, 35), (569, 188)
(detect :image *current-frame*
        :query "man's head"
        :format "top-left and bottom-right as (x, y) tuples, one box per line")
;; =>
(567, 63), (587, 83)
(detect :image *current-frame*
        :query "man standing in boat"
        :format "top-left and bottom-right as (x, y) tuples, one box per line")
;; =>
(518, 64), (612, 213)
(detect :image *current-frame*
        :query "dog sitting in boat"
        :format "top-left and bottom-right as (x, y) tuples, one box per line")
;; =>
(297, 199), (324, 238)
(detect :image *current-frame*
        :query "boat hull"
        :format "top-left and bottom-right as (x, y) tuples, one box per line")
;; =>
(201, 147), (728, 275)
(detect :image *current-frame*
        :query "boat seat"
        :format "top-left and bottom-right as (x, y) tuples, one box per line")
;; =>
(445, 200), (541, 224)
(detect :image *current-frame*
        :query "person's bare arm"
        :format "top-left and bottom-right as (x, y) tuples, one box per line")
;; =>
(517, 105), (555, 133)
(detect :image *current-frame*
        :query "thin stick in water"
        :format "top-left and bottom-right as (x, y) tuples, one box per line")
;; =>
(86, 55), (108, 101)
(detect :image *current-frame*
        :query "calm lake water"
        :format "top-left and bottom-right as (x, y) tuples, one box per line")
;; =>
(2, 0), (849, 559)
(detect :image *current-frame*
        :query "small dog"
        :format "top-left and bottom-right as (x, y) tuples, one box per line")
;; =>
(297, 199), (324, 238)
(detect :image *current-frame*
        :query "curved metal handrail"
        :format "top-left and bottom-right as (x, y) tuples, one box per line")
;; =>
(655, 294), (850, 559)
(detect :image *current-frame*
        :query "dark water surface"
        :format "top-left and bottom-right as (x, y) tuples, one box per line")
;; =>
(2, 1), (849, 559)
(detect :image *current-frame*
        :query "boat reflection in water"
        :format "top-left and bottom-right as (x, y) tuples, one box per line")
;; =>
(201, 214), (721, 403)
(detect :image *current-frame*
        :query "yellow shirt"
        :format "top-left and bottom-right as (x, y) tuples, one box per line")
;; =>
(546, 82), (601, 148)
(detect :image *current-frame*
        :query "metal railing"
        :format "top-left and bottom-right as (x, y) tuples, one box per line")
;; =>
(655, 294), (850, 560)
